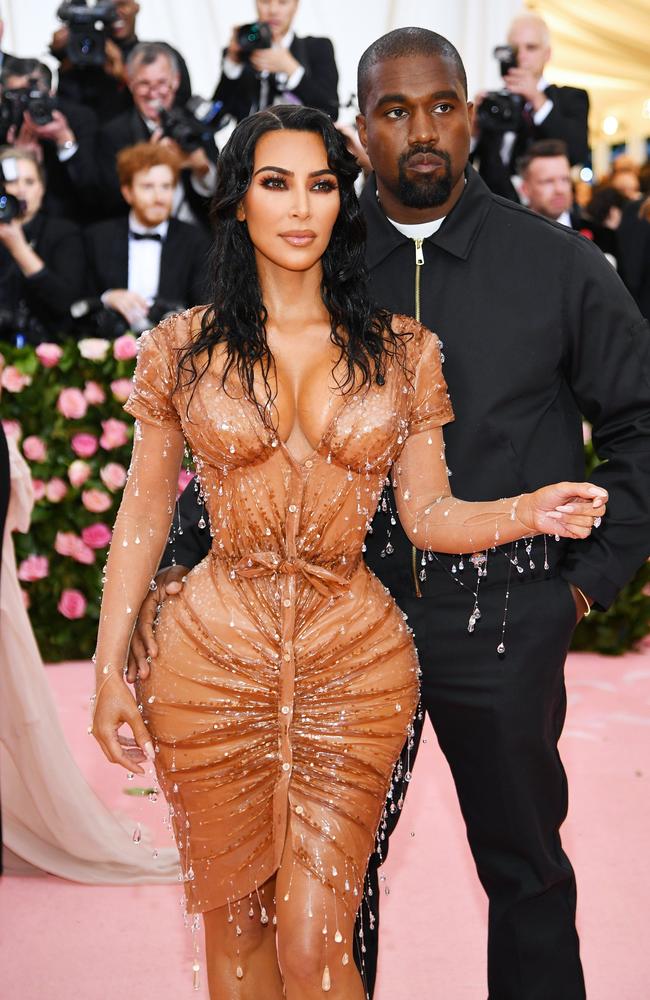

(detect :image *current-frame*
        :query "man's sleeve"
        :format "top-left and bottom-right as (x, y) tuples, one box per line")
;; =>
(160, 475), (212, 570)
(534, 87), (589, 165)
(560, 235), (650, 609)
(292, 38), (339, 119)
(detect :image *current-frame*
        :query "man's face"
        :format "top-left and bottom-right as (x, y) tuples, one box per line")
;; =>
(4, 72), (51, 95)
(256, 0), (299, 43)
(111, 1), (140, 42)
(507, 20), (550, 78)
(521, 155), (572, 220)
(357, 54), (472, 223)
(122, 163), (175, 227)
(130, 55), (179, 121)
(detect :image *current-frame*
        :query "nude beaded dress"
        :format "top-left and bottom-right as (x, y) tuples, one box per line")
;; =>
(124, 306), (453, 918)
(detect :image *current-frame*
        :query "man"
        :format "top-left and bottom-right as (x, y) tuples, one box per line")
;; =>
(473, 11), (589, 202)
(518, 139), (579, 226)
(51, 0), (191, 125)
(84, 143), (210, 332)
(0, 58), (98, 224)
(214, 0), (338, 121)
(130, 28), (650, 1000)
(96, 43), (218, 228)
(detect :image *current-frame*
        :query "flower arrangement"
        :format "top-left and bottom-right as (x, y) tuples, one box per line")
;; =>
(0, 341), (648, 661)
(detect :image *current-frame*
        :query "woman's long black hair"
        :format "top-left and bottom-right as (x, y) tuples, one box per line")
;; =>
(176, 105), (403, 420)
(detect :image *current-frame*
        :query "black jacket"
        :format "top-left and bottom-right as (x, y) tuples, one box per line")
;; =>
(213, 36), (339, 121)
(84, 215), (211, 308)
(475, 84), (589, 201)
(617, 199), (650, 321)
(40, 96), (99, 224)
(0, 212), (86, 343)
(166, 167), (650, 612)
(95, 109), (218, 228)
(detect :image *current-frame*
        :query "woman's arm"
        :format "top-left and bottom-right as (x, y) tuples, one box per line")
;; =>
(394, 424), (607, 552)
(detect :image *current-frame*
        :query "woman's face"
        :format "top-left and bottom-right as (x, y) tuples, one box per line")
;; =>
(239, 130), (341, 275)
(4, 158), (45, 223)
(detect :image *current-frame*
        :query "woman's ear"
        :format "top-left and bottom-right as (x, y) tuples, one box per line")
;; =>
(236, 202), (246, 222)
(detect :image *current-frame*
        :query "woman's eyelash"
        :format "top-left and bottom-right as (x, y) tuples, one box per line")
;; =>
(258, 176), (338, 191)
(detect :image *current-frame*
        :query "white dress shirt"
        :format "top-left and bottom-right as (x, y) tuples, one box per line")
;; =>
(127, 213), (169, 304)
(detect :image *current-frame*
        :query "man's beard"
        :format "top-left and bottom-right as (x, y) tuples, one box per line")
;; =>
(396, 146), (453, 208)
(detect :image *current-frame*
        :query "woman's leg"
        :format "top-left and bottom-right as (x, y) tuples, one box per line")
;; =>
(203, 875), (284, 1000)
(276, 854), (366, 1000)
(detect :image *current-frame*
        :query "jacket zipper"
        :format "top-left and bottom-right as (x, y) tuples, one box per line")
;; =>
(412, 238), (425, 597)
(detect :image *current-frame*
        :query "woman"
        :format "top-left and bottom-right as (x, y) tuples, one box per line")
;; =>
(0, 147), (85, 343)
(91, 106), (606, 999)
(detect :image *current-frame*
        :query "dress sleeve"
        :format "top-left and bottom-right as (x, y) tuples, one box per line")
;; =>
(407, 323), (454, 435)
(123, 317), (182, 430)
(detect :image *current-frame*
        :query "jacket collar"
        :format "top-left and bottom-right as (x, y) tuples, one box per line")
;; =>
(361, 164), (493, 270)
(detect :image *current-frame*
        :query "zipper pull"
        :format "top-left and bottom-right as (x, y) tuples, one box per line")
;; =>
(414, 237), (424, 266)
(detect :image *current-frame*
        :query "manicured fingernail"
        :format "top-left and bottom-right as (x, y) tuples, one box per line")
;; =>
(556, 504), (574, 513)
(546, 511), (563, 520)
(144, 742), (155, 760)
(588, 487), (606, 496)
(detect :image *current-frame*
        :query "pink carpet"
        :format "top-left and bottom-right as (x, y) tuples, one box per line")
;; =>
(1, 652), (649, 999)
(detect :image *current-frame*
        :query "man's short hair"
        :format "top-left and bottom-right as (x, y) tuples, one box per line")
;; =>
(357, 27), (468, 114)
(117, 141), (182, 188)
(126, 42), (179, 80)
(517, 139), (569, 177)
(0, 145), (46, 185)
(1, 56), (52, 90)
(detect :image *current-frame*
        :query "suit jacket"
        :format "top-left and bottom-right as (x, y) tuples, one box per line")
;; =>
(475, 83), (590, 201)
(84, 215), (211, 309)
(213, 36), (339, 121)
(616, 198), (650, 320)
(39, 96), (99, 224)
(0, 212), (85, 343)
(96, 108), (219, 228)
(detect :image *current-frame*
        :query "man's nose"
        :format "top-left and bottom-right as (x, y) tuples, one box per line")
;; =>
(409, 107), (439, 145)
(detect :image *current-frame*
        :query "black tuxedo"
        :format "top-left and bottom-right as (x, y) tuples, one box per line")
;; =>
(475, 83), (589, 201)
(160, 168), (650, 998)
(0, 212), (85, 343)
(617, 198), (650, 320)
(38, 96), (99, 224)
(213, 35), (339, 121)
(96, 108), (218, 229)
(84, 216), (211, 308)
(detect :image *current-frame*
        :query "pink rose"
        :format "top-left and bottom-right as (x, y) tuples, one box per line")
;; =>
(110, 378), (133, 402)
(1, 366), (31, 393)
(100, 418), (130, 450)
(55, 531), (77, 557)
(81, 523), (112, 549)
(71, 536), (95, 565)
(68, 459), (92, 487)
(23, 435), (47, 463)
(113, 333), (138, 361)
(1, 419), (22, 440)
(78, 338), (110, 362)
(57, 387), (88, 420)
(31, 479), (46, 501)
(82, 488), (112, 513)
(58, 589), (87, 620)
(17, 554), (49, 582)
(71, 433), (98, 459)
(35, 343), (63, 368)
(45, 478), (68, 503)
(100, 462), (127, 492)
(84, 380), (106, 405)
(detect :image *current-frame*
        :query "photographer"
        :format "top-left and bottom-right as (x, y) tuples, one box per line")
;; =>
(0, 148), (85, 344)
(473, 11), (589, 202)
(97, 43), (218, 229)
(82, 142), (210, 336)
(214, 0), (339, 121)
(52, 1), (191, 125)
(1, 57), (97, 224)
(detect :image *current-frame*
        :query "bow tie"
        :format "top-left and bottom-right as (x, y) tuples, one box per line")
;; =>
(129, 230), (163, 242)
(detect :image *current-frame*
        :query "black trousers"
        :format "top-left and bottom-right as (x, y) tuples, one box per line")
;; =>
(355, 569), (586, 1000)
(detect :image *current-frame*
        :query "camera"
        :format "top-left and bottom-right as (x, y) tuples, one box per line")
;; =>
(0, 82), (56, 143)
(477, 44), (524, 134)
(237, 21), (272, 55)
(0, 158), (27, 224)
(57, 0), (119, 68)
(71, 296), (186, 337)
(158, 95), (227, 153)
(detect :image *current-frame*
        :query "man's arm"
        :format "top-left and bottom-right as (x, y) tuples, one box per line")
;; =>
(560, 234), (650, 609)
(161, 475), (211, 570)
(534, 87), (589, 165)
(291, 38), (339, 119)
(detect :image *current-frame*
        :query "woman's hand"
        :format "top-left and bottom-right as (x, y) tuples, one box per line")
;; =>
(519, 482), (608, 539)
(91, 672), (155, 774)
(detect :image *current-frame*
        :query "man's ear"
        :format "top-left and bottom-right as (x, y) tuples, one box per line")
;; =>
(356, 113), (368, 151)
(236, 202), (246, 222)
(120, 184), (134, 207)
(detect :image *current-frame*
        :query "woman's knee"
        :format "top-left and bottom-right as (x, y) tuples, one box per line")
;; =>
(204, 903), (273, 959)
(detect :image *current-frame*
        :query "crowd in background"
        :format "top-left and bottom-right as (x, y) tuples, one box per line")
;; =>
(0, 0), (648, 348)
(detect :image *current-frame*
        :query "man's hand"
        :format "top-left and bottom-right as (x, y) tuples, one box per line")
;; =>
(50, 25), (70, 58)
(250, 47), (300, 78)
(503, 68), (546, 110)
(23, 110), (76, 149)
(104, 38), (127, 82)
(8, 119), (44, 161)
(126, 565), (190, 683)
(153, 132), (212, 178)
(102, 289), (149, 326)
(226, 27), (244, 64)
(569, 584), (593, 624)
(0, 219), (28, 254)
